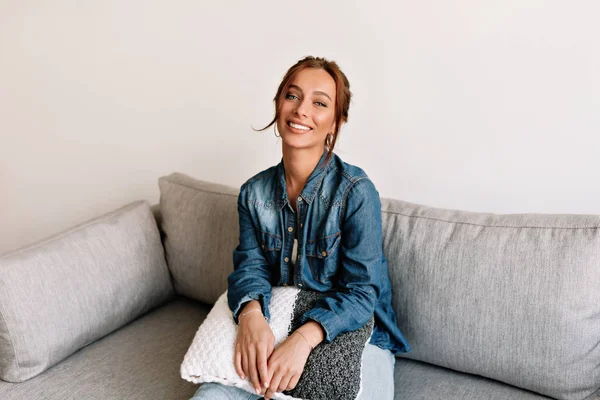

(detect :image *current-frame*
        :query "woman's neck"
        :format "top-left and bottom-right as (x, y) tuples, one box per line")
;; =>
(282, 147), (324, 196)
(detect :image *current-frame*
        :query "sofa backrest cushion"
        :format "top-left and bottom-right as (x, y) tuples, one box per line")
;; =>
(0, 201), (174, 383)
(158, 173), (239, 305)
(381, 198), (600, 400)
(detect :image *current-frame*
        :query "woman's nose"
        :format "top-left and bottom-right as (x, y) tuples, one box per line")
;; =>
(294, 99), (309, 117)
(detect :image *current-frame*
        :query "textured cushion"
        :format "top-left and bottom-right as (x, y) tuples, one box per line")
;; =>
(381, 198), (600, 400)
(394, 358), (555, 400)
(181, 287), (373, 400)
(0, 200), (174, 382)
(158, 173), (239, 304)
(0, 297), (209, 400)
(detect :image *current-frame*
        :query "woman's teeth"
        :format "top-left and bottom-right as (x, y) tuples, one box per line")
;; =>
(289, 122), (311, 131)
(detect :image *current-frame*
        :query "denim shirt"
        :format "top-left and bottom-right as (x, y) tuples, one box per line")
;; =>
(227, 150), (411, 354)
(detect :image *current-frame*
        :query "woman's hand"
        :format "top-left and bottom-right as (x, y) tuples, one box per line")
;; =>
(263, 321), (324, 399)
(234, 301), (275, 395)
(262, 332), (311, 399)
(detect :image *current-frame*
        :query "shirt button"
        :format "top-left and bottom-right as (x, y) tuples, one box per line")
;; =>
(261, 244), (265, 249)
(300, 223), (303, 228)
(298, 283), (303, 287)
(288, 227), (293, 232)
(297, 196), (302, 202)
(284, 257), (289, 262)
(321, 251), (327, 257)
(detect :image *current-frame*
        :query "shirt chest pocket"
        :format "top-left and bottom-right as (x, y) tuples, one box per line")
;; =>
(305, 232), (341, 284)
(258, 231), (282, 266)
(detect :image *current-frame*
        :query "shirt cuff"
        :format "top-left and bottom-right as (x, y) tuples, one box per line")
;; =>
(232, 292), (271, 324)
(298, 307), (344, 343)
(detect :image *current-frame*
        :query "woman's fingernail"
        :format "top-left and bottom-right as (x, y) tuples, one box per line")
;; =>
(240, 374), (245, 380)
(264, 381), (269, 388)
(255, 387), (261, 394)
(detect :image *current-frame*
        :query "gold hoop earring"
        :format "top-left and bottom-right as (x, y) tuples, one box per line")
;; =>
(274, 125), (280, 138)
(325, 133), (334, 148)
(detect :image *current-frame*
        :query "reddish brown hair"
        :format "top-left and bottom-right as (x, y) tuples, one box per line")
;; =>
(259, 56), (352, 165)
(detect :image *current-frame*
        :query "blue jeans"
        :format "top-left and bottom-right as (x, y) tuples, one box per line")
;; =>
(189, 344), (395, 400)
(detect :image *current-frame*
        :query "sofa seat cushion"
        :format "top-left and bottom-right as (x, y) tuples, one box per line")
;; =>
(0, 297), (209, 400)
(394, 358), (557, 400)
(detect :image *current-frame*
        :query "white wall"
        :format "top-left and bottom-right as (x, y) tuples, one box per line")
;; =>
(1, 1), (599, 255)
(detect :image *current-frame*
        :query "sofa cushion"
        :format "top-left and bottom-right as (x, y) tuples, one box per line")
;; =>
(158, 173), (239, 305)
(381, 198), (600, 400)
(0, 201), (174, 382)
(394, 358), (554, 400)
(0, 297), (209, 400)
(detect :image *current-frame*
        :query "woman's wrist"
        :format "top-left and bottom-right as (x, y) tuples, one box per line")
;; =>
(239, 308), (263, 323)
(293, 330), (314, 351)
(238, 300), (265, 324)
(295, 321), (325, 350)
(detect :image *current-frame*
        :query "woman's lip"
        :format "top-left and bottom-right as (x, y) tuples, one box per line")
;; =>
(287, 125), (311, 134)
(287, 121), (312, 133)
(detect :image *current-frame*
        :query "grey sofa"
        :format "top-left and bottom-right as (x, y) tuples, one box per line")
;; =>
(1, 172), (599, 400)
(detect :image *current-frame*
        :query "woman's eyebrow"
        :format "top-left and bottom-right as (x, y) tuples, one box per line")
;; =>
(289, 84), (332, 101)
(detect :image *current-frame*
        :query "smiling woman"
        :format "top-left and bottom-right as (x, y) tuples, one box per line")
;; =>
(277, 68), (337, 155)
(188, 56), (409, 400)
(260, 56), (351, 166)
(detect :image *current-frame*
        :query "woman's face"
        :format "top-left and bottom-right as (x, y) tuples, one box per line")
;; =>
(277, 68), (336, 153)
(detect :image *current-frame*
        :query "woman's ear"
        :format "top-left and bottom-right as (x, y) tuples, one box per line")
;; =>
(330, 121), (337, 133)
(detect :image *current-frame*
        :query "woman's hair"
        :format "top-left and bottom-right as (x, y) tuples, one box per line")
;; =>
(259, 56), (352, 164)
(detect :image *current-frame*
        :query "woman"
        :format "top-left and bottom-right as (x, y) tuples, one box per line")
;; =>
(191, 56), (410, 400)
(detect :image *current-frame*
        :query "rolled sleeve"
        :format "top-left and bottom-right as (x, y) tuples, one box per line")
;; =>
(227, 182), (273, 324)
(299, 178), (383, 342)
(299, 307), (345, 343)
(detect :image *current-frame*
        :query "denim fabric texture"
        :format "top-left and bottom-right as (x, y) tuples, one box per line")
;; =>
(227, 150), (410, 354)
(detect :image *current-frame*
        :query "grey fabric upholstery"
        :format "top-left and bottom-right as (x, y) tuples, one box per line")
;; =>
(394, 358), (554, 400)
(381, 197), (600, 400)
(0, 200), (174, 383)
(158, 173), (600, 400)
(4, 173), (599, 400)
(158, 173), (239, 305)
(0, 297), (209, 400)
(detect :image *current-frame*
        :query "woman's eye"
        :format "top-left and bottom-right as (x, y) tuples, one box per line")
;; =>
(285, 94), (298, 100)
(315, 101), (327, 107)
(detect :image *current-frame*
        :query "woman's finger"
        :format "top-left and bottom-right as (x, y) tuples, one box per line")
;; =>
(248, 347), (261, 395)
(234, 344), (244, 379)
(241, 349), (249, 381)
(266, 337), (275, 358)
(287, 374), (300, 391)
(265, 368), (284, 399)
(257, 344), (270, 390)
(277, 374), (292, 393)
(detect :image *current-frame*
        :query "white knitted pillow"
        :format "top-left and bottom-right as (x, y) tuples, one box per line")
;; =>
(181, 287), (373, 400)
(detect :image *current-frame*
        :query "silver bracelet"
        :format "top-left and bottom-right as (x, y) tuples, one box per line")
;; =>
(294, 330), (314, 351)
(238, 308), (263, 323)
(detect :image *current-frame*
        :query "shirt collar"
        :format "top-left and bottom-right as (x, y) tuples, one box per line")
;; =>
(275, 149), (333, 211)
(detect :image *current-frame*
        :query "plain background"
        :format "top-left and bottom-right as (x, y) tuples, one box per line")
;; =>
(1, 1), (598, 255)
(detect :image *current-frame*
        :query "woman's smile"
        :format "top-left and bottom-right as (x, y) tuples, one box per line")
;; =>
(286, 120), (313, 134)
(277, 68), (337, 151)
